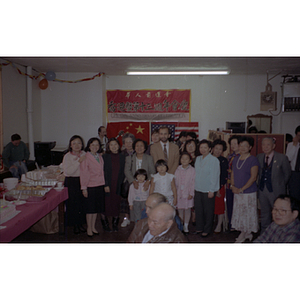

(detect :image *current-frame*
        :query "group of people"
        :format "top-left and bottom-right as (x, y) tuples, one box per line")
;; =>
(2, 124), (300, 243)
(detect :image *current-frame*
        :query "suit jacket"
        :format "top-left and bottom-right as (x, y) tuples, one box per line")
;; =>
(257, 151), (291, 197)
(124, 153), (156, 184)
(127, 217), (186, 243)
(150, 142), (179, 174)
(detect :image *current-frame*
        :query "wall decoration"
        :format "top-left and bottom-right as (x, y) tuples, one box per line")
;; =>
(106, 89), (191, 122)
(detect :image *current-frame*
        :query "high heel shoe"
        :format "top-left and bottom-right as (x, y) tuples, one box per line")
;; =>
(244, 233), (253, 242)
(235, 232), (246, 243)
(92, 231), (99, 235)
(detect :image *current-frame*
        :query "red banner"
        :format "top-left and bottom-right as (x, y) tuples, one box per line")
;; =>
(106, 89), (191, 121)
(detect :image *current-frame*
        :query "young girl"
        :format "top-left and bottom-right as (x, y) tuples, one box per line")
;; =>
(149, 159), (177, 207)
(127, 169), (150, 222)
(175, 152), (195, 234)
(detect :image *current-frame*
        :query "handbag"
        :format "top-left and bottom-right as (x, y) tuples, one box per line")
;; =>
(121, 178), (130, 198)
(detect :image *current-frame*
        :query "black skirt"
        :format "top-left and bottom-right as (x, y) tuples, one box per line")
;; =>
(85, 185), (105, 214)
(64, 176), (85, 226)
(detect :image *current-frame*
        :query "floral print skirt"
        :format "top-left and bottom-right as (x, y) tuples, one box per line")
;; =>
(231, 192), (259, 233)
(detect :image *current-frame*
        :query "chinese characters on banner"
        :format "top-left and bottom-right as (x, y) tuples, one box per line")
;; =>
(106, 89), (191, 122)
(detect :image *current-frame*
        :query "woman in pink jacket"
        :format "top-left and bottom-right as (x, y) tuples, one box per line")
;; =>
(80, 137), (105, 237)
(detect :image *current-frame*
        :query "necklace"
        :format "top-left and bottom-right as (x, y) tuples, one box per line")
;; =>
(236, 154), (250, 170)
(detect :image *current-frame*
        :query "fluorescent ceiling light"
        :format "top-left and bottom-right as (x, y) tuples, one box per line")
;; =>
(127, 71), (230, 75)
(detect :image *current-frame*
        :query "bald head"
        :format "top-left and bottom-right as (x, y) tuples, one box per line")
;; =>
(145, 193), (167, 217)
(148, 203), (175, 236)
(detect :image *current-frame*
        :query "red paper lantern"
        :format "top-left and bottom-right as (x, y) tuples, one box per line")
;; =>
(39, 79), (48, 90)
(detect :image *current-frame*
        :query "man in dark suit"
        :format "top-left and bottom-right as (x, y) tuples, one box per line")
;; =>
(150, 126), (179, 174)
(257, 137), (291, 233)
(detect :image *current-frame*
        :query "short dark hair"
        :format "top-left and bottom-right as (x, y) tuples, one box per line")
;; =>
(240, 136), (254, 148)
(98, 126), (105, 133)
(152, 129), (159, 135)
(134, 168), (148, 181)
(106, 138), (121, 154)
(158, 126), (170, 134)
(276, 194), (300, 218)
(68, 135), (84, 152)
(183, 139), (200, 155)
(228, 135), (241, 145)
(155, 159), (169, 172)
(179, 152), (192, 164)
(85, 137), (102, 153)
(11, 134), (21, 141)
(212, 139), (227, 152)
(186, 132), (197, 139)
(199, 139), (212, 149)
(133, 139), (148, 152)
(178, 131), (187, 139)
(286, 133), (293, 143)
(295, 125), (300, 135)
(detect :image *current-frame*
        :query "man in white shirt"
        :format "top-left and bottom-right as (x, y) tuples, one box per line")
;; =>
(98, 126), (108, 152)
(286, 125), (300, 201)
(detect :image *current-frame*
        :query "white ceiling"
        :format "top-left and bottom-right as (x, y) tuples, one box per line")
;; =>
(2, 56), (300, 76)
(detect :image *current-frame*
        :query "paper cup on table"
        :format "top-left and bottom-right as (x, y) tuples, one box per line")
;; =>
(57, 182), (63, 188)
(3, 178), (18, 190)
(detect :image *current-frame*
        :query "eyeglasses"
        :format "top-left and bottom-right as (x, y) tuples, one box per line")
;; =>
(272, 208), (291, 215)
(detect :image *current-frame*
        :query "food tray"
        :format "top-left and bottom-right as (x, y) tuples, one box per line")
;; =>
(26, 179), (57, 187)
(6, 187), (52, 200)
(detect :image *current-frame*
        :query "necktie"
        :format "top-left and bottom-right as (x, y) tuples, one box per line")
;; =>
(163, 144), (168, 163)
(265, 156), (269, 167)
(295, 148), (300, 172)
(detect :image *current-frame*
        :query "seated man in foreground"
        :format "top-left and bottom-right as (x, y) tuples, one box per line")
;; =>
(254, 194), (300, 243)
(128, 193), (186, 243)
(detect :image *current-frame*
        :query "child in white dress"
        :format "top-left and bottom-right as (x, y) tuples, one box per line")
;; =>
(128, 169), (150, 222)
(149, 159), (177, 206)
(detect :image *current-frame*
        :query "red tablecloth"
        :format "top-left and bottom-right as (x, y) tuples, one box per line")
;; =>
(0, 188), (68, 242)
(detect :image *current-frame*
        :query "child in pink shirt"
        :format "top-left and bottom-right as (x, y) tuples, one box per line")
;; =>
(175, 152), (195, 234)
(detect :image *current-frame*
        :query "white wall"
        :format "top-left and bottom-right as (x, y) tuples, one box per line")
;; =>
(106, 74), (299, 139)
(2, 68), (299, 152)
(2, 64), (28, 144)
(40, 73), (104, 148)
(2, 64), (42, 147)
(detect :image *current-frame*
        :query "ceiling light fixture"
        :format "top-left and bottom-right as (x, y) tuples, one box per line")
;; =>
(126, 71), (230, 75)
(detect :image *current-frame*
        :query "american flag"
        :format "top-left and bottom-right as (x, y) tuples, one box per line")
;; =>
(174, 122), (199, 140)
(151, 122), (176, 140)
(151, 122), (199, 141)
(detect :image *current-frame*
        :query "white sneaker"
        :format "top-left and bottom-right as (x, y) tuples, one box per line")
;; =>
(121, 218), (130, 227)
(183, 224), (189, 233)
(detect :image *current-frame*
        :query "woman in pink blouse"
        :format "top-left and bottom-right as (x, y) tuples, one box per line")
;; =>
(62, 135), (86, 235)
(80, 137), (106, 237)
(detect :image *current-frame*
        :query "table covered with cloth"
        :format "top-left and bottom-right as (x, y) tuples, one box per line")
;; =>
(0, 188), (68, 242)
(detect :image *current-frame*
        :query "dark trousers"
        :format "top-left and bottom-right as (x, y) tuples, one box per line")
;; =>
(226, 188), (234, 229)
(194, 191), (216, 233)
(288, 171), (300, 201)
(258, 186), (276, 233)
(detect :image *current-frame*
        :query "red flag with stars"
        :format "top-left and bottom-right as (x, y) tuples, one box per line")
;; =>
(106, 122), (150, 146)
